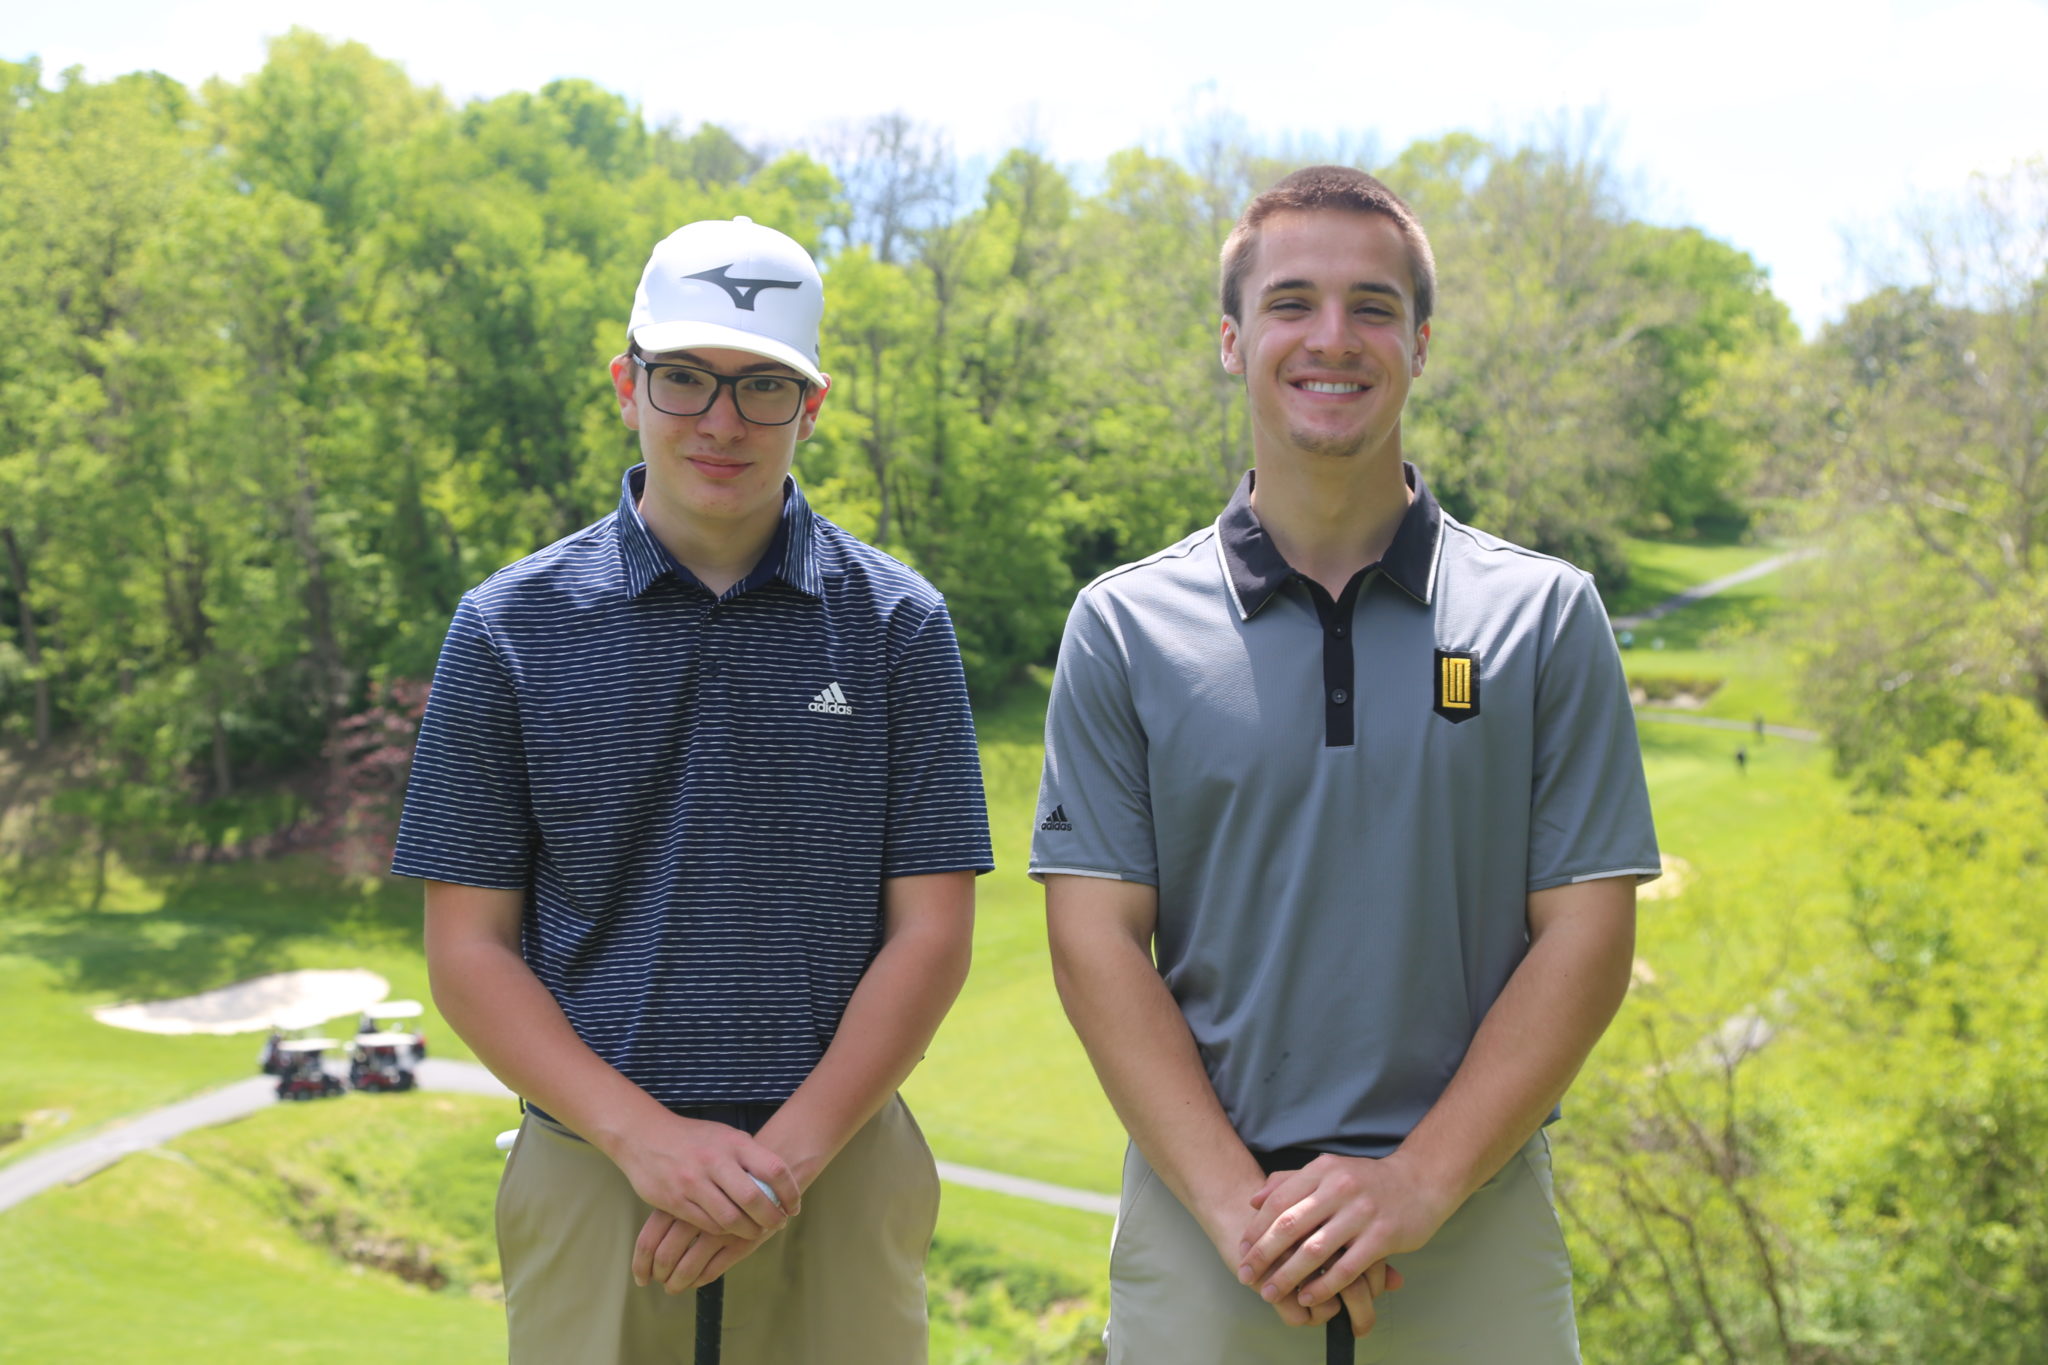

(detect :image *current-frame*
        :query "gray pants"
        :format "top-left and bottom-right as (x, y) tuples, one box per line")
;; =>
(1106, 1131), (1579, 1364)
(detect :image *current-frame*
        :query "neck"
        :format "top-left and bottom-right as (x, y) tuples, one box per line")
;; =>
(1248, 445), (1411, 597)
(637, 483), (782, 599)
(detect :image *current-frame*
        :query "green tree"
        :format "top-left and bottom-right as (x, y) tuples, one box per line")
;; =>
(1794, 160), (2048, 775)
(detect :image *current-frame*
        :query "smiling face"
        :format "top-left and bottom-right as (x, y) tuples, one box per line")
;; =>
(1220, 208), (1429, 471)
(611, 345), (827, 537)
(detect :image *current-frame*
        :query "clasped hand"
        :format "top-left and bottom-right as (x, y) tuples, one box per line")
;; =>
(1233, 1151), (1452, 1338)
(613, 1115), (802, 1294)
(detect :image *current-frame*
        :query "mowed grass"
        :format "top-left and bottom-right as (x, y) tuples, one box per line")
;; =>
(1600, 534), (1786, 619)
(0, 1096), (509, 1363)
(0, 1073), (1104, 1362)
(1616, 546), (1816, 727)
(0, 857), (476, 1169)
(0, 551), (1844, 1361)
(904, 713), (1126, 1196)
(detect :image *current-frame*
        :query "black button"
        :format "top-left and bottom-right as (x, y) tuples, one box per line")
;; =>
(1331, 688), (1349, 705)
(1334, 624), (1347, 638)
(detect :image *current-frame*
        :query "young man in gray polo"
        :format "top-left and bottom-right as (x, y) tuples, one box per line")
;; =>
(395, 216), (992, 1363)
(1033, 166), (1659, 1362)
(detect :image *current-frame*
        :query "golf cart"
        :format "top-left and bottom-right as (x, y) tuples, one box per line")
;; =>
(349, 999), (426, 1093)
(274, 1038), (348, 1100)
(258, 1026), (290, 1076)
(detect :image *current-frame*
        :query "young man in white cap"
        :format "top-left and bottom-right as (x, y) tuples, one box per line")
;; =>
(1033, 167), (1659, 1361)
(394, 216), (992, 1363)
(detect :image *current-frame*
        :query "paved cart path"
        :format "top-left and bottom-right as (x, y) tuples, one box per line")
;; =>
(0, 1060), (1117, 1217)
(1635, 710), (1819, 742)
(1608, 548), (1820, 631)
(7, 553), (1820, 1224)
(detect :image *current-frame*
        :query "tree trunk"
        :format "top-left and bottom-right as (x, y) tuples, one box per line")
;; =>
(1, 525), (52, 749)
(290, 448), (347, 719)
(211, 710), (234, 800)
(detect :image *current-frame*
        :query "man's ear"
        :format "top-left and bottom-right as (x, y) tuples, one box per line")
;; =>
(795, 372), (830, 440)
(1411, 322), (1430, 378)
(610, 353), (640, 430)
(1220, 316), (1244, 375)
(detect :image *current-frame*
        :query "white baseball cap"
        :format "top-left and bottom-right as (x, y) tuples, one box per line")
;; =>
(627, 217), (826, 387)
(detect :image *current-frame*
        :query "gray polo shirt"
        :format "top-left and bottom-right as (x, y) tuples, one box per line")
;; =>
(1031, 467), (1659, 1157)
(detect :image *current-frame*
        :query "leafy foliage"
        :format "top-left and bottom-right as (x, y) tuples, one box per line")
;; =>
(1566, 700), (2048, 1362)
(1, 38), (1795, 809)
(1790, 161), (2048, 778)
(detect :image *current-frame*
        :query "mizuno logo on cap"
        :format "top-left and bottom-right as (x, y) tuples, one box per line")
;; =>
(687, 264), (802, 311)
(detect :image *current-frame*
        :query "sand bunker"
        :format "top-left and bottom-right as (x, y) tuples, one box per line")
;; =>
(92, 969), (390, 1035)
(1638, 854), (1693, 902)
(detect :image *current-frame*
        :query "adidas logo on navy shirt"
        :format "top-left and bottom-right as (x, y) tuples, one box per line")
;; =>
(1039, 804), (1072, 832)
(809, 682), (854, 716)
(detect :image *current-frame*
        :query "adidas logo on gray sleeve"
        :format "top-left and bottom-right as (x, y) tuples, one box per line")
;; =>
(1039, 804), (1072, 832)
(808, 682), (854, 716)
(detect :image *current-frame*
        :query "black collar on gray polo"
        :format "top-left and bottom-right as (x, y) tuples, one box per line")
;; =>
(1218, 462), (1444, 618)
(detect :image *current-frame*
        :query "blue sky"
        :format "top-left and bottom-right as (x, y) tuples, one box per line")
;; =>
(11, 0), (2046, 332)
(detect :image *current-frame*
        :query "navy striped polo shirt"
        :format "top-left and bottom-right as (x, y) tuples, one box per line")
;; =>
(392, 465), (993, 1105)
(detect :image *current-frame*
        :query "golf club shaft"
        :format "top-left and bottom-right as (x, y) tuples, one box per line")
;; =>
(1327, 1310), (1354, 1364)
(695, 1277), (723, 1365)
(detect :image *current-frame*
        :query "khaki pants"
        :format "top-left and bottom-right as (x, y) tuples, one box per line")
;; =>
(497, 1096), (940, 1365)
(1106, 1131), (1579, 1364)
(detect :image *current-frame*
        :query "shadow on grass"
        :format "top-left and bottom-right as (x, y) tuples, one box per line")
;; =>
(0, 856), (422, 1003)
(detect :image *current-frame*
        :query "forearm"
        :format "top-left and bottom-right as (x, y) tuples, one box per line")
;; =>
(758, 871), (974, 1189)
(1047, 880), (1265, 1252)
(1393, 878), (1636, 1211)
(423, 882), (671, 1159)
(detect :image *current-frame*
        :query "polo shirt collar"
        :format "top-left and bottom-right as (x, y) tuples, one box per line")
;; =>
(614, 464), (824, 600)
(1218, 462), (1443, 617)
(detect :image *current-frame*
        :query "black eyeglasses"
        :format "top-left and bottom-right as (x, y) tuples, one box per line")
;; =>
(632, 355), (810, 426)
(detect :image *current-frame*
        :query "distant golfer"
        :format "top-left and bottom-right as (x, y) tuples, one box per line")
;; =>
(1034, 167), (1661, 1361)
(393, 216), (992, 1363)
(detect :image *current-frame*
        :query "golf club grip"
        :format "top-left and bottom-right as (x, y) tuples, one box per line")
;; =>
(1327, 1311), (1354, 1364)
(694, 1278), (723, 1365)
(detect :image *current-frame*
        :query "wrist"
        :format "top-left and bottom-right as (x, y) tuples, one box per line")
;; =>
(756, 1114), (833, 1192)
(1378, 1145), (1468, 1225)
(1188, 1167), (1267, 1260)
(586, 1094), (686, 1168)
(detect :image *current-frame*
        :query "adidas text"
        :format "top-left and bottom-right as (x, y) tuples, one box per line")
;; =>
(1039, 804), (1072, 832)
(809, 682), (854, 716)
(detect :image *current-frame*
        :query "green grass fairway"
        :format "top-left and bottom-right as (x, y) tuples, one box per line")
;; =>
(903, 718), (1126, 1194)
(0, 550), (1851, 1364)
(0, 1097), (509, 1363)
(0, 1087), (1109, 1362)
(1602, 535), (1786, 619)
(1615, 545), (1814, 726)
(0, 857), (473, 1169)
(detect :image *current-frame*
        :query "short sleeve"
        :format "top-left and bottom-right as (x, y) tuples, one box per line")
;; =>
(881, 602), (994, 878)
(390, 595), (535, 889)
(1526, 573), (1662, 891)
(1029, 590), (1158, 885)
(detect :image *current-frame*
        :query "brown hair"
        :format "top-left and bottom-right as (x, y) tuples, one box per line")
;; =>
(1218, 165), (1436, 327)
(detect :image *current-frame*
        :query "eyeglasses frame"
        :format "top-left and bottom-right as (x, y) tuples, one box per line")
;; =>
(630, 352), (812, 427)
